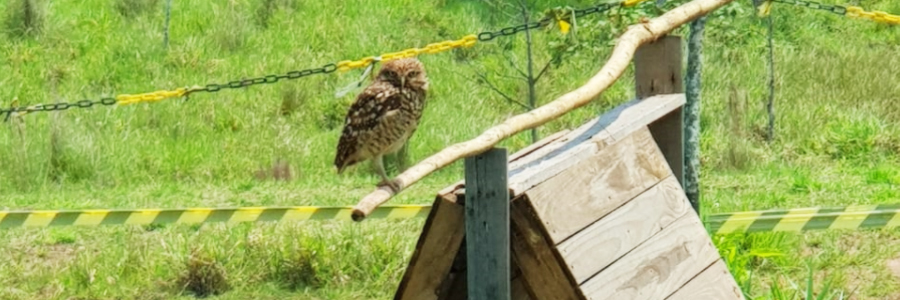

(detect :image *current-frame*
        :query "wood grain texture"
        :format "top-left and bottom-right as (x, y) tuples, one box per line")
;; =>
(649, 109), (685, 195)
(580, 213), (720, 300)
(394, 194), (466, 300)
(635, 36), (684, 99)
(524, 128), (671, 243)
(510, 196), (585, 300)
(436, 238), (468, 300)
(511, 276), (534, 300)
(438, 257), (534, 300)
(508, 129), (571, 165)
(666, 259), (745, 300)
(557, 176), (689, 284)
(635, 36), (686, 197)
(465, 148), (511, 300)
(351, 0), (737, 220)
(507, 94), (684, 195)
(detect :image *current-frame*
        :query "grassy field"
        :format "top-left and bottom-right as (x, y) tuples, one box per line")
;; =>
(1, 0), (899, 299)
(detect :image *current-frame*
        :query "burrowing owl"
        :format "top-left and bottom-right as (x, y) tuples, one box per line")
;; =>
(334, 58), (429, 190)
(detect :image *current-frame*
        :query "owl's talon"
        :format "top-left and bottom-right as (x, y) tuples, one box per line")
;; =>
(377, 179), (401, 193)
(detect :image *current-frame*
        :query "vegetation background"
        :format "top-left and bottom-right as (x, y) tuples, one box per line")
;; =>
(1, 0), (898, 299)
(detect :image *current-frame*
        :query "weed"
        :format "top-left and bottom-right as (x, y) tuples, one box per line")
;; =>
(114, 0), (160, 17)
(3, 0), (44, 38)
(269, 246), (322, 291)
(177, 248), (231, 297)
(212, 1), (251, 52)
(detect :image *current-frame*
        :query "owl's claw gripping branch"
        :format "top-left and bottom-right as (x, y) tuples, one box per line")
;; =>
(350, 0), (736, 221)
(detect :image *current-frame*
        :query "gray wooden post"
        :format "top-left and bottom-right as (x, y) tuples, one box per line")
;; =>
(684, 17), (706, 215)
(634, 35), (686, 201)
(464, 148), (510, 300)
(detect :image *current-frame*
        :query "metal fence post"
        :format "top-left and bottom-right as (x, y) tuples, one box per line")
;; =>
(684, 17), (706, 215)
(164, 0), (172, 50)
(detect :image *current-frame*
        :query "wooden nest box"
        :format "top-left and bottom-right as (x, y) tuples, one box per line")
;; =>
(393, 93), (744, 300)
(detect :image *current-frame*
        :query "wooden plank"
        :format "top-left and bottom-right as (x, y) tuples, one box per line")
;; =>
(507, 94), (684, 195)
(634, 36), (684, 99)
(511, 276), (533, 300)
(508, 129), (570, 164)
(649, 108), (685, 192)
(635, 35), (685, 190)
(599, 95), (685, 143)
(580, 213), (720, 300)
(465, 148), (511, 300)
(442, 271), (533, 300)
(439, 245), (534, 300)
(510, 196), (585, 300)
(523, 128), (672, 243)
(557, 176), (690, 284)
(437, 128), (570, 201)
(436, 238), (468, 300)
(666, 259), (745, 300)
(394, 194), (466, 300)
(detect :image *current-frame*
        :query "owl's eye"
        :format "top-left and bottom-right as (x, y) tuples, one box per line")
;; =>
(407, 71), (419, 78)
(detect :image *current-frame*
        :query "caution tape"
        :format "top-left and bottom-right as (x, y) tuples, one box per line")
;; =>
(6, 203), (896, 233)
(0, 205), (429, 229)
(706, 204), (900, 235)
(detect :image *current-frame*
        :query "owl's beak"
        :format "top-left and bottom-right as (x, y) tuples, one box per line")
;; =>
(400, 77), (406, 87)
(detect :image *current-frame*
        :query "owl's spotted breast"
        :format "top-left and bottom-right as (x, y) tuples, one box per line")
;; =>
(334, 80), (426, 173)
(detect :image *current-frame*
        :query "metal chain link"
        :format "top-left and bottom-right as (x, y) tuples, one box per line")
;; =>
(1, 63), (337, 121)
(477, 2), (619, 41)
(771, 0), (848, 15)
(3, 0), (628, 120)
(185, 63), (337, 95)
(2, 98), (118, 121)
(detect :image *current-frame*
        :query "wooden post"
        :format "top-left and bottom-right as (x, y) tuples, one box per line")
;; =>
(634, 35), (685, 190)
(464, 148), (510, 300)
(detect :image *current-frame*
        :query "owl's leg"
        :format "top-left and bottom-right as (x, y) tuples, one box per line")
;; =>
(397, 141), (410, 172)
(373, 155), (401, 192)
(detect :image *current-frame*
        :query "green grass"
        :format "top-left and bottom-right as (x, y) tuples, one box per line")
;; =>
(1, 0), (899, 299)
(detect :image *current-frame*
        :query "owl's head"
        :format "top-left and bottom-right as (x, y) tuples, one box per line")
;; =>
(377, 58), (428, 90)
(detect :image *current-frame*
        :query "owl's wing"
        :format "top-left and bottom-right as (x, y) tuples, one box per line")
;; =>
(334, 82), (403, 171)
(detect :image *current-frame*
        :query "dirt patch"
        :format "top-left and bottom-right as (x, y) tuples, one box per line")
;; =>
(36, 244), (78, 267)
(886, 258), (900, 279)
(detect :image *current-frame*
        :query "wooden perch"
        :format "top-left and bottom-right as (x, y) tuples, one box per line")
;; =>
(351, 0), (735, 221)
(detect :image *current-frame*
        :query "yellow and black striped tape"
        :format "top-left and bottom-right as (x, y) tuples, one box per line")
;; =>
(0, 205), (429, 229)
(4, 203), (899, 233)
(706, 204), (900, 235)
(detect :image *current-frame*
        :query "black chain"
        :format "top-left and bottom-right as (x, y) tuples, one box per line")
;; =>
(772, 0), (848, 15)
(2, 97), (118, 122)
(477, 2), (619, 41)
(1, 63), (338, 122)
(3, 0), (623, 120)
(185, 63), (337, 95)
(574, 3), (620, 18)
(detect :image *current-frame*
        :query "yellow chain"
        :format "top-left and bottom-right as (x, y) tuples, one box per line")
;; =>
(115, 88), (188, 105)
(623, 0), (650, 8)
(846, 6), (900, 25)
(335, 34), (478, 72)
